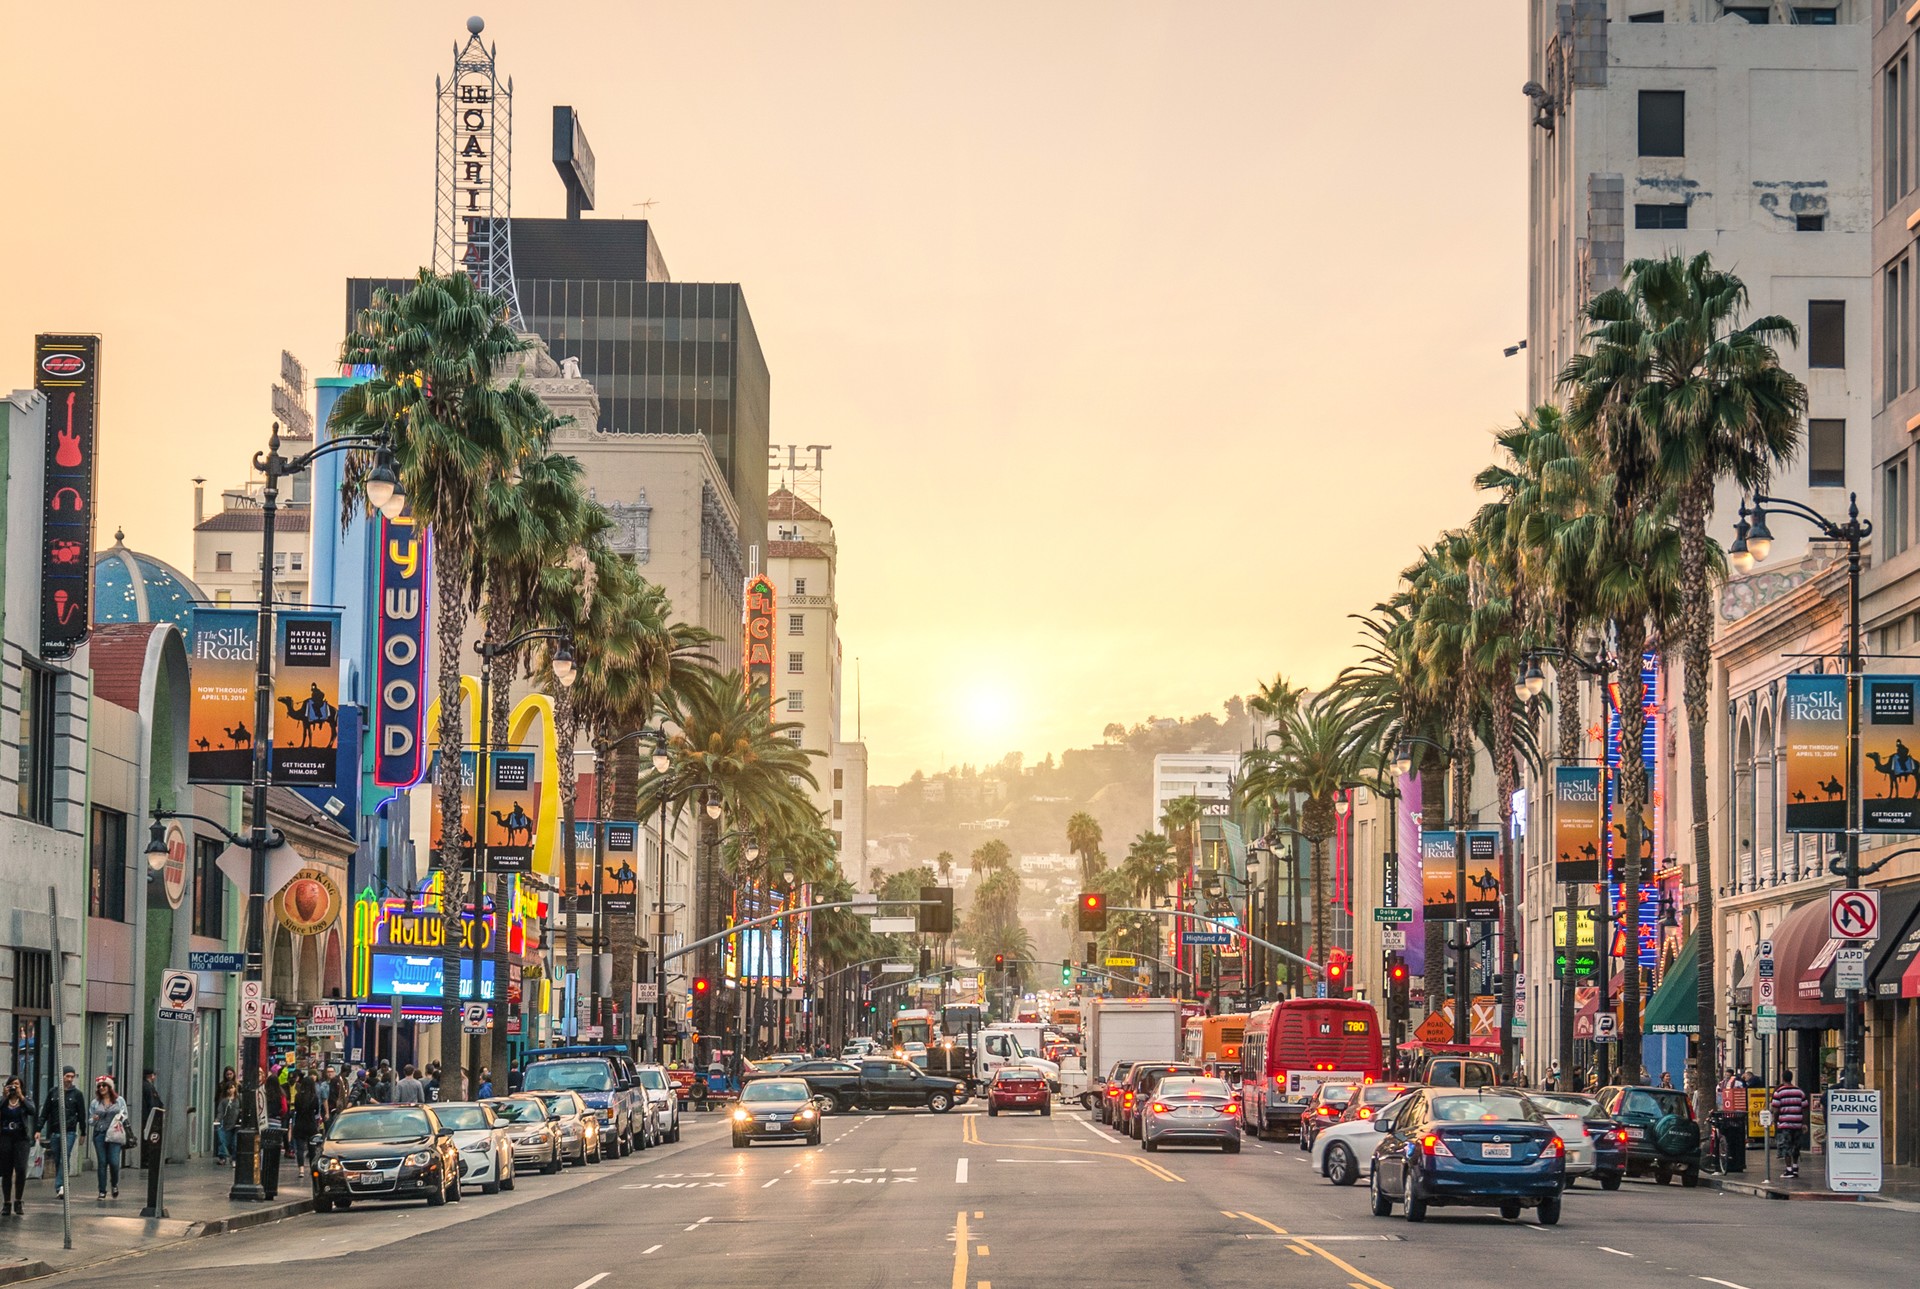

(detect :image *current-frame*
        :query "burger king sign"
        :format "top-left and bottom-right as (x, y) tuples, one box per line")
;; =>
(278, 867), (343, 937)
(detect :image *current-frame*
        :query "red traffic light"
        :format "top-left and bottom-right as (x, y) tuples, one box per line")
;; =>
(1328, 961), (1345, 979)
(1076, 890), (1108, 932)
(993, 954), (1005, 968)
(693, 977), (711, 995)
(1389, 961), (1409, 983)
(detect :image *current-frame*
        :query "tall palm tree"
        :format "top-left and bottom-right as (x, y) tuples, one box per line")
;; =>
(1118, 832), (1178, 905)
(1066, 812), (1106, 886)
(969, 839), (1013, 879)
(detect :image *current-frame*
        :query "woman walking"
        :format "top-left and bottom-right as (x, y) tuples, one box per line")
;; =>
(89, 1077), (129, 1200)
(214, 1072), (239, 1162)
(0, 1077), (37, 1215)
(290, 1074), (319, 1168)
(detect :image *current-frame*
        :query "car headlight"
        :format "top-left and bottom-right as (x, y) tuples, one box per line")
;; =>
(516, 1134), (545, 1146)
(732, 1108), (752, 1122)
(463, 1140), (492, 1154)
(319, 1157), (344, 1172)
(798, 1108), (817, 1119)
(403, 1150), (434, 1168)
(559, 1125), (580, 1138)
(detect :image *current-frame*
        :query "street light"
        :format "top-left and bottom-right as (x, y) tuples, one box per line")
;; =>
(362, 445), (407, 520)
(704, 788), (723, 821)
(1733, 491), (1871, 1089)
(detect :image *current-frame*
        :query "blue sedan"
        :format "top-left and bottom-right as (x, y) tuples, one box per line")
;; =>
(1369, 1090), (1566, 1224)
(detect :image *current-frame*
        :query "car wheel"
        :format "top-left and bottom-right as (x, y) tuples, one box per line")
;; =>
(543, 1151), (562, 1176)
(1224, 1138), (1241, 1155)
(1404, 1171), (1428, 1223)
(448, 1177), (463, 1202)
(1680, 1167), (1700, 1189)
(988, 1104), (999, 1117)
(731, 1135), (746, 1149)
(670, 1121), (681, 1144)
(1142, 1136), (1158, 1152)
(808, 1132), (821, 1146)
(1326, 1143), (1357, 1187)
(1299, 1131), (1311, 1153)
(834, 1095), (854, 1115)
(501, 1169), (515, 1192)
(1654, 1164), (1672, 1186)
(315, 1196), (335, 1213)
(1537, 1193), (1562, 1226)
(336, 1198), (352, 1210)
(1600, 1171), (1622, 1191)
(482, 1179), (500, 1195)
(1369, 1168), (1393, 1217)
(1499, 1201), (1521, 1220)
(1041, 1101), (1052, 1117)
(426, 1179), (446, 1207)
(928, 1092), (954, 1113)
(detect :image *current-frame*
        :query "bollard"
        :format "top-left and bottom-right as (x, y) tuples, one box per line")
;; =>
(140, 1107), (168, 1218)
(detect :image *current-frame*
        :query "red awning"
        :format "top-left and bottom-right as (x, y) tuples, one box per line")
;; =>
(1773, 896), (1844, 1028)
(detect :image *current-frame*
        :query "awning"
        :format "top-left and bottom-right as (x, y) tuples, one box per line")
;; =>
(1870, 882), (1920, 1000)
(1773, 896), (1844, 1030)
(1644, 931), (1700, 1034)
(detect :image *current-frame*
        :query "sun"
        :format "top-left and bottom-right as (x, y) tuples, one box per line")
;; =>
(959, 680), (1017, 748)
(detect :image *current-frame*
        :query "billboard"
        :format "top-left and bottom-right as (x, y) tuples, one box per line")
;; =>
(483, 752), (539, 873)
(270, 610), (341, 785)
(602, 821), (640, 912)
(1552, 767), (1605, 882)
(563, 820), (598, 912)
(1783, 673), (1847, 834)
(1862, 676), (1920, 833)
(744, 574), (776, 698)
(35, 334), (99, 657)
(374, 511), (430, 787)
(188, 608), (259, 784)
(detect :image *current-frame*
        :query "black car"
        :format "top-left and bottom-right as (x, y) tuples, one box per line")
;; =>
(1596, 1085), (1702, 1186)
(731, 1078), (824, 1147)
(1527, 1091), (1627, 1190)
(311, 1105), (462, 1211)
(1121, 1064), (1203, 1138)
(1369, 1089), (1566, 1224)
(784, 1058), (967, 1114)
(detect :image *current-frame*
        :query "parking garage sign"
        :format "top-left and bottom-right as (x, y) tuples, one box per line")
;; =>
(1825, 1089), (1882, 1193)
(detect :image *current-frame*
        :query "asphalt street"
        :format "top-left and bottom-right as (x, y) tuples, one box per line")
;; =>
(33, 1105), (1912, 1289)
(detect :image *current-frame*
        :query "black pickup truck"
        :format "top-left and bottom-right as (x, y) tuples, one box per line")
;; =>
(772, 1058), (967, 1113)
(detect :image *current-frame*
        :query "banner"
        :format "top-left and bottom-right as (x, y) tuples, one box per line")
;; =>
(563, 821), (598, 912)
(429, 752), (477, 866)
(374, 511), (430, 788)
(1552, 767), (1605, 882)
(1783, 674), (1847, 834)
(1462, 831), (1501, 920)
(1863, 675), (1920, 833)
(36, 335), (99, 657)
(270, 610), (341, 785)
(188, 608), (259, 784)
(602, 821), (639, 913)
(1421, 830), (1501, 921)
(1607, 777), (1657, 886)
(483, 752), (539, 873)
(1420, 831), (1456, 919)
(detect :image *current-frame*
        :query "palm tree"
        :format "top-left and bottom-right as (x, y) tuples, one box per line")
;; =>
(1066, 812), (1105, 886)
(1568, 252), (1806, 1113)
(334, 269), (560, 1089)
(969, 839), (1013, 879)
(1118, 832), (1178, 905)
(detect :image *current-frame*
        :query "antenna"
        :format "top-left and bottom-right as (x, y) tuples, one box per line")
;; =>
(857, 657), (863, 741)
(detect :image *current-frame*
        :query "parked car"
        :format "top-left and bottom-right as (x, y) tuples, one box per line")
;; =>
(428, 1101), (515, 1194)
(1299, 1080), (1360, 1152)
(526, 1089), (604, 1165)
(1528, 1091), (1626, 1189)
(485, 1095), (564, 1175)
(311, 1105), (462, 1211)
(1596, 1085), (1703, 1186)
(634, 1063), (681, 1145)
(1311, 1090), (1420, 1186)
(731, 1078), (823, 1147)
(520, 1047), (640, 1156)
(1139, 1076), (1241, 1153)
(787, 1058), (967, 1114)
(985, 1065), (1052, 1117)
(1368, 1089), (1566, 1224)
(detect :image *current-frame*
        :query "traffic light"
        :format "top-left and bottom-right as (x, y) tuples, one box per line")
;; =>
(1326, 950), (1350, 998)
(691, 976), (712, 1028)
(1387, 955), (1409, 1015)
(919, 947), (933, 977)
(993, 953), (1005, 970)
(1060, 964), (1071, 987)
(1076, 891), (1107, 932)
(919, 885), (954, 933)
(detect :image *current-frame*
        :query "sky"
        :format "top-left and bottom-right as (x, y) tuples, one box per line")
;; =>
(0, 2), (1527, 784)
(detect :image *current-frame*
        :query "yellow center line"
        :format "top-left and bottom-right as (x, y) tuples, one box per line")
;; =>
(1237, 1210), (1289, 1235)
(951, 1210), (969, 1289)
(1293, 1238), (1395, 1289)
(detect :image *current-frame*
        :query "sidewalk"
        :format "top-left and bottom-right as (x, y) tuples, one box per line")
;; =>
(0, 1156), (311, 1285)
(1701, 1153), (1920, 1208)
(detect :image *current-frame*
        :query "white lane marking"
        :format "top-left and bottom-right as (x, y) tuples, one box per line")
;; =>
(1526, 1224), (1550, 1232)
(684, 1216), (713, 1232)
(1598, 1247), (1634, 1258)
(641, 1245), (662, 1255)
(994, 1158), (1094, 1164)
(1077, 1120), (1114, 1142)
(1697, 1280), (1756, 1289)
(956, 1158), (969, 1184)
(761, 1177), (780, 1189)
(570, 1276), (609, 1289)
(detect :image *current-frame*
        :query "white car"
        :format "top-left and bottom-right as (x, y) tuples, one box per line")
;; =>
(634, 1064), (681, 1145)
(430, 1102), (516, 1194)
(1310, 1092), (1418, 1187)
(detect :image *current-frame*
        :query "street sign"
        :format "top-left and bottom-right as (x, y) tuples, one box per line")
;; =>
(1759, 938), (1774, 959)
(1181, 931), (1231, 946)
(869, 916), (917, 933)
(1373, 907), (1413, 923)
(1756, 976), (1776, 1007)
(1825, 1089), (1882, 1193)
(878, 962), (913, 974)
(1757, 957), (1775, 979)
(239, 980), (266, 1037)
(188, 951), (246, 973)
(634, 982), (659, 1005)
(1381, 927), (1406, 951)
(1836, 947), (1870, 992)
(1077, 971), (1099, 983)
(156, 969), (197, 1023)
(461, 1002), (490, 1034)
(1759, 1109), (1774, 1129)
(1830, 889), (1881, 941)
(308, 1003), (343, 1038)
(1593, 1013), (1616, 1042)
(1757, 1004), (1778, 1036)
(1104, 955), (1137, 967)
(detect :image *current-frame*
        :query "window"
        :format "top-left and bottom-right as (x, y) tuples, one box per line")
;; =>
(1809, 301), (1846, 368)
(1635, 203), (1688, 229)
(1722, 5), (1768, 21)
(788, 613), (804, 636)
(1791, 6), (1837, 21)
(1796, 214), (1826, 232)
(17, 664), (56, 826)
(833, 799), (844, 820)
(1887, 256), (1911, 399)
(788, 652), (804, 674)
(215, 589), (232, 606)
(1628, 9), (1665, 19)
(290, 551), (304, 571)
(273, 552), (287, 573)
(214, 551), (232, 572)
(793, 578), (807, 596)
(1887, 54), (1910, 207)
(1638, 90), (1685, 157)
(787, 689), (805, 713)
(834, 769), (845, 790)
(192, 835), (225, 938)
(88, 807), (128, 921)
(1885, 453), (1911, 556)
(787, 728), (804, 746)
(1808, 420), (1846, 487)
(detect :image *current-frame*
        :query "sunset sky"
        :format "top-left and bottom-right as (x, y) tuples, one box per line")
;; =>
(1, 3), (1526, 783)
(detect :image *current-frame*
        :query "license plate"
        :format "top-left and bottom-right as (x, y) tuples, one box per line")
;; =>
(1482, 1143), (1512, 1159)
(348, 1171), (376, 1183)
(1627, 1128), (1646, 1139)
(763, 1121), (783, 1130)
(1181, 1107), (1211, 1117)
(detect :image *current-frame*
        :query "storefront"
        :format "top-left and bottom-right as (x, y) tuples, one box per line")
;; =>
(1866, 883), (1920, 1165)
(1771, 896), (1844, 1098)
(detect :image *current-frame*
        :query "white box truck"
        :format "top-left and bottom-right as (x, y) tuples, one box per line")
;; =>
(1082, 997), (1182, 1110)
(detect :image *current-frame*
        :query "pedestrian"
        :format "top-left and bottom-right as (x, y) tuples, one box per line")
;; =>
(395, 1065), (425, 1105)
(477, 1068), (493, 1099)
(1546, 1062), (1561, 1092)
(48, 1067), (84, 1196)
(0, 1077), (36, 1216)
(1659, 1071), (1674, 1089)
(1769, 1070), (1810, 1179)
(371, 1062), (394, 1104)
(290, 1075), (319, 1167)
(89, 1077), (128, 1201)
(215, 1073), (240, 1162)
(139, 1069), (164, 1168)
(424, 1063), (442, 1102)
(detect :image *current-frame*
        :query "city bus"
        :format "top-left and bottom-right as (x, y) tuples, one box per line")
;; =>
(1050, 1004), (1082, 1036)
(1183, 1012), (1248, 1070)
(890, 1008), (934, 1050)
(1239, 998), (1383, 1140)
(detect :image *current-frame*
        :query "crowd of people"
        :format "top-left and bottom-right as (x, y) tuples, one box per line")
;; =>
(0, 1068), (149, 1212)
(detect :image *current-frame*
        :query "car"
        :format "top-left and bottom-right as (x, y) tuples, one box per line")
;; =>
(485, 1095), (564, 1175)
(731, 1077), (823, 1147)
(1368, 1089), (1567, 1225)
(1422, 1056), (1499, 1089)
(527, 1089), (604, 1165)
(1122, 1064), (1204, 1139)
(1299, 1080), (1360, 1152)
(520, 1048), (640, 1156)
(1528, 1091), (1626, 1189)
(1339, 1081), (1416, 1125)
(429, 1101), (516, 1194)
(1312, 1090), (1421, 1186)
(1099, 1061), (1139, 1127)
(985, 1065), (1051, 1116)
(634, 1063), (681, 1145)
(1140, 1076), (1241, 1153)
(1596, 1085), (1703, 1187)
(785, 1058), (967, 1113)
(841, 1038), (881, 1059)
(310, 1105), (462, 1211)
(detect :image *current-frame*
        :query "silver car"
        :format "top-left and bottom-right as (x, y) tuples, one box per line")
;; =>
(429, 1102), (516, 1194)
(485, 1095), (563, 1174)
(528, 1089), (604, 1165)
(634, 1063), (681, 1145)
(1140, 1076), (1243, 1154)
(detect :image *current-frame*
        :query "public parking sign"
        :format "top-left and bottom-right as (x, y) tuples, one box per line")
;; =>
(156, 969), (197, 1023)
(1825, 1089), (1882, 1193)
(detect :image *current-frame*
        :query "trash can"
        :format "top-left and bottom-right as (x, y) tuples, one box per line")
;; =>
(1713, 1111), (1747, 1173)
(260, 1122), (286, 1199)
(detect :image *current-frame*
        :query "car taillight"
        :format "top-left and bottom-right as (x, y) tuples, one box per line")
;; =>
(1318, 1106), (1335, 1116)
(1611, 1129), (1628, 1145)
(1124, 1092), (1135, 1105)
(1421, 1134), (1454, 1157)
(1358, 1108), (1373, 1119)
(1547, 1136), (1565, 1158)
(1150, 1102), (1169, 1114)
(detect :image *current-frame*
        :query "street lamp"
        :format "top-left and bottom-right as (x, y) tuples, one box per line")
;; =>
(1733, 491), (1871, 1089)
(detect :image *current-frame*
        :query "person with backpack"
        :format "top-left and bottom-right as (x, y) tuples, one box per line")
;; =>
(1770, 1069), (1811, 1179)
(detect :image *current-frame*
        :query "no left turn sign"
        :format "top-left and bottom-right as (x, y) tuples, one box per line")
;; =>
(1830, 890), (1882, 942)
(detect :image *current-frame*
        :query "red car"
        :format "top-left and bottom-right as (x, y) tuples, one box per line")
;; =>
(986, 1066), (1052, 1117)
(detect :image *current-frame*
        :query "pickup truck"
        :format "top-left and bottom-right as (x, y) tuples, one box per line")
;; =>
(780, 1058), (968, 1114)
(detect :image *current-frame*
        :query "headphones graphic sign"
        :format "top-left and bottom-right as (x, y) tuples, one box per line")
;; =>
(35, 333), (100, 656)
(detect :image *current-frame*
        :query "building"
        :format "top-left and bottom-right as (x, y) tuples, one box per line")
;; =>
(1152, 753), (1235, 823)
(1524, 1), (1874, 1083)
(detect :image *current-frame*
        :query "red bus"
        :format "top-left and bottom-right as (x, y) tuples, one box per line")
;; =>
(1239, 998), (1384, 1140)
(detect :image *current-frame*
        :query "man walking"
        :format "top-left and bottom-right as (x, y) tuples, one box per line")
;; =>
(1770, 1070), (1810, 1179)
(48, 1068), (84, 1198)
(395, 1065), (425, 1105)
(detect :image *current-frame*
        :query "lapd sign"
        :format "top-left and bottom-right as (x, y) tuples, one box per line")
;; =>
(1825, 1089), (1882, 1193)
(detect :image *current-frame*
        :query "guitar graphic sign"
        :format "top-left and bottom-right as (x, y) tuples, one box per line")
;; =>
(34, 334), (100, 656)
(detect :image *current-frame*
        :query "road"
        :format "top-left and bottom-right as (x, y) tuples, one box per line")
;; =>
(37, 1105), (1910, 1289)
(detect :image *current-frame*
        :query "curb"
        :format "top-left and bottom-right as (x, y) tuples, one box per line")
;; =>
(193, 1197), (314, 1234)
(0, 1195), (313, 1285)
(1702, 1174), (1873, 1202)
(0, 1264), (55, 1287)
